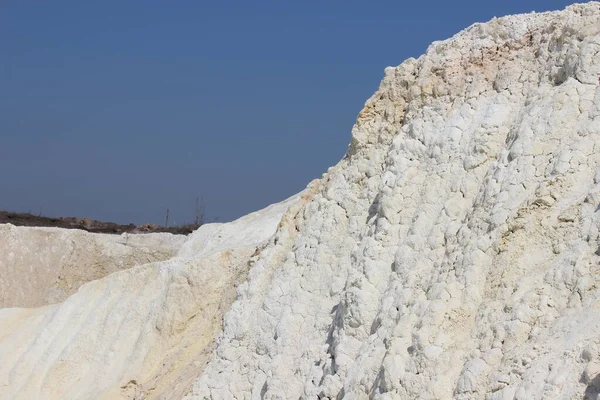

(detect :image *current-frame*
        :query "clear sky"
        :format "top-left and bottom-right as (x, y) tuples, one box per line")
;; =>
(0, 0), (578, 225)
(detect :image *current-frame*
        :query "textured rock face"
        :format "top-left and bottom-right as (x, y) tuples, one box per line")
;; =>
(0, 225), (186, 308)
(2, 3), (600, 400)
(190, 3), (600, 399)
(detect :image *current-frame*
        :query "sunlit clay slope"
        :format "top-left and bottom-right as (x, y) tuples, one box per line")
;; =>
(189, 3), (600, 399)
(0, 195), (302, 399)
(2, 2), (600, 399)
(0, 225), (186, 308)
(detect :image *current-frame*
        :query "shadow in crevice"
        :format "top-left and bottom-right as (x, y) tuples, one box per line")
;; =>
(581, 371), (600, 399)
(317, 303), (343, 390)
(367, 193), (382, 223)
(583, 384), (599, 400)
(260, 381), (268, 399)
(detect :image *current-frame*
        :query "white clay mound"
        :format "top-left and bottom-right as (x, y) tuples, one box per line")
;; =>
(0, 225), (187, 308)
(3, 2), (600, 399)
(0, 194), (302, 399)
(192, 3), (600, 399)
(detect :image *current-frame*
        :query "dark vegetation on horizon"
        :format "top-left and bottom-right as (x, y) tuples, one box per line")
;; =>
(0, 198), (209, 235)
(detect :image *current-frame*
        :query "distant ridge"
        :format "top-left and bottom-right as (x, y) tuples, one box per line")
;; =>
(0, 210), (199, 234)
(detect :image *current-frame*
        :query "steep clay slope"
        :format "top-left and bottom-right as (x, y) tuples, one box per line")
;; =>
(0, 195), (301, 399)
(190, 3), (600, 399)
(0, 225), (186, 308)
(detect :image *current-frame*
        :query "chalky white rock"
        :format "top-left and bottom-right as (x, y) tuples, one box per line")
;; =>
(2, 2), (600, 399)
(192, 3), (600, 399)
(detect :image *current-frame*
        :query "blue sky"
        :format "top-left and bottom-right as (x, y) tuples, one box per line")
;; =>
(0, 0), (577, 224)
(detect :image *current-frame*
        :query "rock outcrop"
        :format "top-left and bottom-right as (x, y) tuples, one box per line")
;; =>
(191, 3), (600, 399)
(2, 2), (600, 399)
